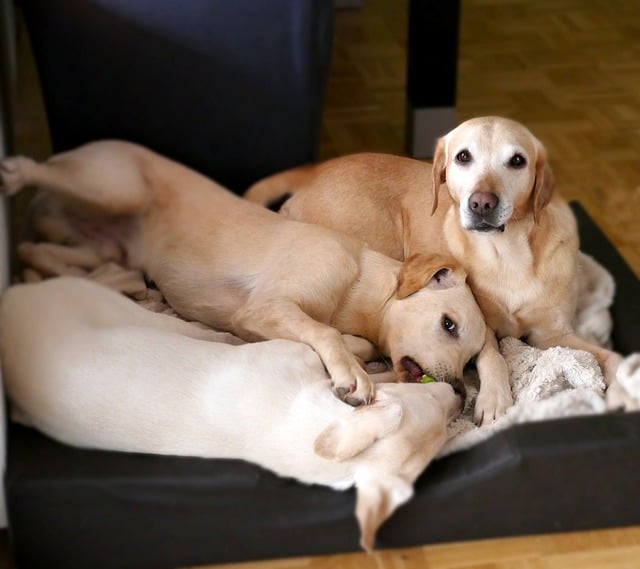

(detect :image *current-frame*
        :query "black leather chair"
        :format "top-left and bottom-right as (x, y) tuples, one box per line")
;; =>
(17, 0), (333, 193)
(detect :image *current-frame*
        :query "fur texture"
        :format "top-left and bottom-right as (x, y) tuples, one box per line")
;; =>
(0, 277), (463, 551)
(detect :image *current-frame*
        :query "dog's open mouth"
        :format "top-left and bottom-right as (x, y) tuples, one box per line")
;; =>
(400, 356), (426, 383)
(399, 356), (467, 398)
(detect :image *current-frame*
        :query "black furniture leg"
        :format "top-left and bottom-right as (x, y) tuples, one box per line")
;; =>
(406, 0), (460, 158)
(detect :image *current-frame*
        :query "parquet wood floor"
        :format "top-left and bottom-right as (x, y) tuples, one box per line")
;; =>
(189, 526), (640, 569)
(320, 0), (640, 277)
(7, 1), (640, 568)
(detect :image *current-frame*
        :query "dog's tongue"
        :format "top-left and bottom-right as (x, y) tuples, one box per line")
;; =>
(400, 356), (424, 382)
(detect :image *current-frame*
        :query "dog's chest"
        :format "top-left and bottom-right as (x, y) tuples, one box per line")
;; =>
(468, 237), (545, 337)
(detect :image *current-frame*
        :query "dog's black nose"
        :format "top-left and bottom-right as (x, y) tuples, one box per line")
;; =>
(469, 191), (498, 213)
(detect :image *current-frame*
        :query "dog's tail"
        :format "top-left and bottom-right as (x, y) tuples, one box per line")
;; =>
(244, 164), (316, 211)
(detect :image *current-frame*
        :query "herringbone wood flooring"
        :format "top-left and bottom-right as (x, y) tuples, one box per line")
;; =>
(8, 1), (640, 568)
(320, 0), (640, 278)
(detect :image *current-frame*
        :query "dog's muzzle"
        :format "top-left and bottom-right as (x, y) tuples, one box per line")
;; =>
(467, 191), (506, 232)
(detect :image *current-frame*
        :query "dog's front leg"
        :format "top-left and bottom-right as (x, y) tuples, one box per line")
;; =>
(343, 334), (382, 362)
(474, 328), (514, 425)
(343, 335), (396, 384)
(232, 302), (375, 406)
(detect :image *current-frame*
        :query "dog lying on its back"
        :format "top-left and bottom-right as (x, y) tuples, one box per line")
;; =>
(0, 141), (487, 406)
(0, 277), (463, 551)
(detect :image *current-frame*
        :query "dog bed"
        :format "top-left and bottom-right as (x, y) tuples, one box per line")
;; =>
(4, 203), (640, 569)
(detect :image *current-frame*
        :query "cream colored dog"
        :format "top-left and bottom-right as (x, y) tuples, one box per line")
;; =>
(245, 116), (625, 423)
(0, 141), (487, 405)
(0, 277), (463, 551)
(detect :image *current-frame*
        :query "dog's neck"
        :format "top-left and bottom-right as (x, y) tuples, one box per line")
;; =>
(442, 198), (579, 337)
(331, 249), (399, 347)
(443, 206), (537, 269)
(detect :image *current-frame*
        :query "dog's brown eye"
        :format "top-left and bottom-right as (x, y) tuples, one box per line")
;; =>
(455, 150), (472, 164)
(509, 153), (526, 168)
(442, 315), (458, 337)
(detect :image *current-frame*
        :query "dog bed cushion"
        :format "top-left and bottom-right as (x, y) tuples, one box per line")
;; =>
(4, 203), (640, 569)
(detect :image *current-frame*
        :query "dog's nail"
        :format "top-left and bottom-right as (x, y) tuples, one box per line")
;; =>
(344, 395), (364, 407)
(336, 387), (349, 399)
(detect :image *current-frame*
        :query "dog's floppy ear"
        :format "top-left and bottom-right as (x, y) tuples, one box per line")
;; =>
(531, 141), (555, 224)
(314, 397), (402, 461)
(396, 253), (466, 299)
(355, 474), (414, 552)
(431, 138), (447, 215)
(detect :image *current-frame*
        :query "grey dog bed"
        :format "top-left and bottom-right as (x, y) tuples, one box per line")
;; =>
(4, 203), (640, 569)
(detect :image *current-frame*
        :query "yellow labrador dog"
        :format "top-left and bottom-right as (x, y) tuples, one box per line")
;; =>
(0, 277), (463, 551)
(0, 141), (487, 406)
(246, 116), (624, 423)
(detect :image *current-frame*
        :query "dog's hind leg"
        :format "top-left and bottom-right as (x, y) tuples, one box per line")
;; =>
(231, 300), (375, 406)
(0, 141), (151, 214)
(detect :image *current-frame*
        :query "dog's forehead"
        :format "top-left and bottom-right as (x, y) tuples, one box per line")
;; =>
(447, 119), (537, 160)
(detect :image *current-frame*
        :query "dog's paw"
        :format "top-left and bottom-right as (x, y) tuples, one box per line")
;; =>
(605, 379), (639, 412)
(0, 156), (34, 195)
(473, 383), (513, 426)
(333, 366), (375, 407)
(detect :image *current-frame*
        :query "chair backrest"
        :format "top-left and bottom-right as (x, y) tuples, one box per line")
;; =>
(19, 0), (333, 193)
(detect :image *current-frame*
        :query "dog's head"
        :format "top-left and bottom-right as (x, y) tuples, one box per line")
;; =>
(314, 381), (462, 551)
(380, 253), (486, 396)
(431, 116), (554, 231)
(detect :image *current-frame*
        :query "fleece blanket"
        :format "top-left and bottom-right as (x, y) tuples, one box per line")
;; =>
(17, 249), (640, 455)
